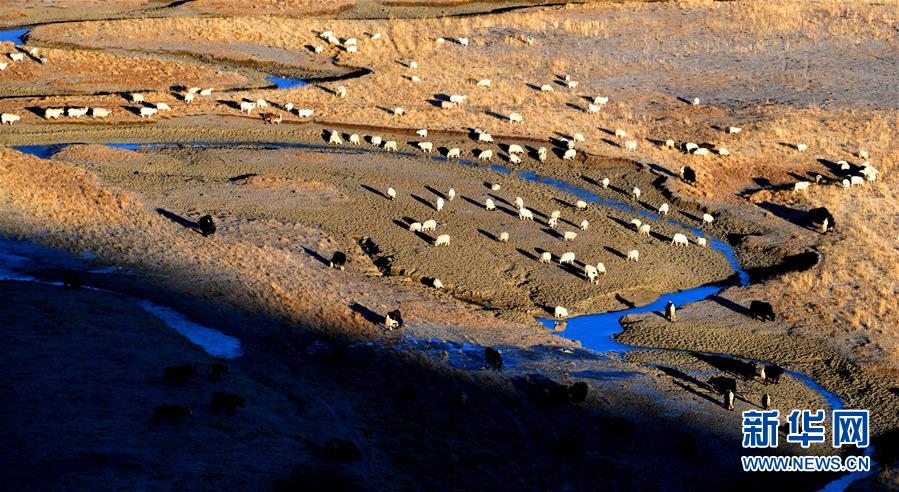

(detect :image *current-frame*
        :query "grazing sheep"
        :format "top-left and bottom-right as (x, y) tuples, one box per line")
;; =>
(330, 252), (347, 270)
(477, 79), (492, 88)
(0, 113), (22, 126)
(585, 265), (599, 284)
(509, 112), (524, 124)
(131, 93), (144, 103)
(519, 208), (534, 220)
(625, 140), (637, 152)
(849, 175), (865, 186)
(559, 252), (576, 265)
(580, 220), (589, 230)
(328, 130), (343, 145)
(371, 32), (383, 40)
(664, 139), (675, 149)
(422, 219), (437, 231)
(540, 252), (552, 264)
(837, 160), (850, 170)
(156, 102), (171, 111)
(694, 148), (710, 157)
(565, 139), (575, 150)
(692, 97), (700, 106)
(498, 231), (510, 243)
(725, 390), (735, 411)
(573, 133), (586, 143)
(346, 45), (358, 53)
(418, 141), (433, 153)
(239, 101), (256, 114)
(433, 278), (444, 289)
(638, 224), (651, 236)
(485, 347), (502, 370)
(187, 87), (201, 94)
(702, 213), (714, 224)
(563, 231), (577, 242)
(447, 147), (461, 159)
(384, 140), (398, 151)
(508, 144), (525, 155)
(283, 102), (294, 112)
(416, 128), (428, 137)
(540, 84), (554, 92)
(601, 177), (610, 188)
(666, 301), (676, 322)
(409, 75), (421, 82)
(199, 88), (214, 96)
(435, 234), (451, 246)
(91, 107), (111, 118)
(718, 147), (730, 156)
(409, 222), (422, 232)
(563, 149), (576, 160)
(154, 405), (191, 425)
(393, 107), (405, 116)
(139, 107), (158, 118)
(297, 108), (314, 118)
(684, 142), (699, 153)
(478, 132), (493, 143)
(67, 107), (88, 118)
(627, 250), (640, 262)
(727, 126), (742, 134)
(551, 210), (561, 219)
(593, 96), (609, 106)
(587, 104), (600, 114)
(491, 183), (501, 191)
(387, 187), (397, 199)
(630, 218), (642, 230)
(554, 306), (569, 318)
(632, 187), (641, 200)
(566, 80), (579, 89)
(44, 108), (64, 119)
(509, 154), (521, 164)
(858, 150), (870, 159)
(596, 262), (606, 275)
(796, 143), (808, 152)
(485, 198), (496, 210)
(697, 237), (707, 247)
(255, 99), (268, 108)
(841, 178), (850, 189)
(794, 181), (811, 192)
(0, 61), (7, 70)
(349, 133), (361, 145)
(614, 128), (627, 138)
(335, 86), (348, 98)
(478, 149), (494, 160)
(548, 217), (558, 228)
(672, 233), (688, 246)
(658, 203), (669, 215)
(183, 92), (195, 104)
(861, 166), (878, 182)
(450, 94), (467, 105)
(8, 52), (23, 62)
(538, 146), (547, 156)
(749, 300), (775, 321)
(440, 101), (454, 109)
(210, 392), (245, 415)
(435, 197), (444, 211)
(575, 200), (587, 210)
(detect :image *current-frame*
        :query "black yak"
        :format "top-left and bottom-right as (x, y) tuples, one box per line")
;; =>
(807, 207), (835, 233)
(207, 362), (228, 382)
(485, 347), (503, 370)
(765, 364), (784, 384)
(210, 391), (245, 415)
(198, 214), (216, 236)
(62, 270), (81, 289)
(680, 166), (697, 185)
(163, 364), (197, 387)
(568, 381), (589, 404)
(329, 251), (347, 270)
(749, 300), (775, 321)
(154, 404), (191, 425)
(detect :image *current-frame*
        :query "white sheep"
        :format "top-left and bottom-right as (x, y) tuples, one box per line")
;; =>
(435, 234), (451, 246)
(513, 196), (524, 208)
(694, 148), (710, 157)
(187, 87), (201, 94)
(794, 181), (811, 192)
(580, 220), (589, 230)
(1, 113), (21, 125)
(841, 179), (850, 189)
(490, 183), (501, 191)
(417, 128), (428, 137)
(477, 79), (492, 88)
(630, 218), (642, 230)
(796, 143), (808, 152)
(387, 187), (397, 199)
(447, 188), (456, 201)
(183, 93), (195, 103)
(44, 108), (64, 119)
(551, 210), (561, 219)
(0, 61), (7, 70)
(563, 149), (576, 160)
(596, 262), (607, 275)
(91, 107), (111, 118)
(659, 203), (670, 215)
(566, 80), (579, 89)
(858, 150), (870, 159)
(672, 233), (688, 246)
(538, 146), (547, 157)
(559, 252), (576, 265)
(409, 75), (421, 83)
(458, 36), (470, 46)
(573, 133), (586, 143)
(435, 197), (444, 211)
(239, 101), (256, 114)
(554, 306), (569, 318)
(576, 200), (587, 210)
(439, 101), (454, 109)
(371, 135), (383, 146)
(433, 278), (444, 289)
(850, 175), (864, 186)
(540, 84), (554, 92)
(450, 94), (467, 105)
(664, 139), (675, 149)
(409, 222), (422, 232)
(509, 154), (521, 164)
(684, 142), (699, 153)
(447, 147), (461, 159)
(255, 99), (268, 108)
(627, 249), (640, 262)
(409, 61), (418, 69)
(861, 166), (878, 182)
(540, 252), (552, 264)
(639, 224), (651, 236)
(625, 140), (637, 152)
(422, 219), (437, 231)
(508, 144), (524, 154)
(838, 160), (849, 170)
(601, 177), (610, 188)
(587, 104), (600, 114)
(156, 102), (171, 111)
(199, 88), (214, 96)
(131, 93), (144, 103)
(519, 208), (534, 221)
(718, 147), (730, 156)
(585, 265), (599, 284)
(384, 141), (398, 151)
(697, 237), (707, 247)
(371, 32), (383, 40)
(692, 97), (700, 105)
(335, 86), (348, 98)
(139, 107), (158, 118)
(727, 126), (742, 134)
(498, 232), (510, 243)
(297, 109), (314, 118)
(393, 107), (405, 116)
(563, 231), (578, 242)
(478, 132), (493, 143)
(349, 133), (361, 145)
(478, 150), (494, 160)
(565, 139), (575, 150)
(632, 187), (641, 200)
(344, 37), (357, 46)
(485, 198), (496, 211)
(615, 128), (627, 138)
(418, 141), (434, 153)
(284, 102), (294, 112)
(329, 130), (343, 145)
(67, 107), (88, 118)
(594, 96), (609, 105)
(509, 112), (523, 124)
(702, 213), (714, 224)
(548, 217), (558, 229)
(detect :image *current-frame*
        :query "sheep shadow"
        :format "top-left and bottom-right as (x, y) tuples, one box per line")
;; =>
(217, 99), (242, 111)
(478, 229), (499, 242)
(360, 184), (389, 199)
(656, 366), (718, 400)
(24, 106), (46, 118)
(565, 102), (584, 112)
(755, 201), (809, 229)
(615, 294), (635, 309)
(778, 142), (802, 151)
(350, 302), (385, 325)
(608, 216), (637, 232)
(602, 138), (621, 148)
(647, 163), (678, 178)
(411, 194), (438, 210)
(156, 208), (199, 232)
(484, 110), (507, 122)
(487, 193), (513, 208)
(708, 295), (754, 318)
(678, 210), (703, 223)
(375, 106), (397, 116)
(692, 353), (758, 381)
(676, 97), (695, 105)
(123, 106), (146, 117)
(301, 247), (331, 267)
(460, 195), (484, 209)
(515, 248), (538, 262)
(542, 228), (563, 240)
(525, 83), (543, 92)
(424, 186), (446, 200)
(228, 173), (258, 182)
(604, 246), (627, 259)
(552, 197), (577, 209)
